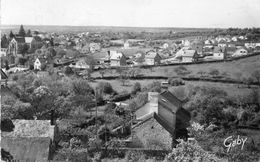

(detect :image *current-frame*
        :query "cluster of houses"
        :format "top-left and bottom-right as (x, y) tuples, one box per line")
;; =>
(1, 29), (260, 74)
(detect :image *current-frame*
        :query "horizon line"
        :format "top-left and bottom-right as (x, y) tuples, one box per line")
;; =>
(1, 24), (232, 29)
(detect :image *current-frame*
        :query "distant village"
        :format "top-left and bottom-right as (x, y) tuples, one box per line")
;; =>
(1, 25), (260, 75)
(1, 25), (260, 162)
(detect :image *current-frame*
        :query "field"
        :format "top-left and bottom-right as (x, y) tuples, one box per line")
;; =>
(1, 25), (214, 35)
(92, 54), (260, 80)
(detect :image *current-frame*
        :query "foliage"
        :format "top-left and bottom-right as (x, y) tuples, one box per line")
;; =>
(131, 82), (141, 95)
(64, 66), (74, 75)
(70, 79), (94, 96)
(209, 69), (220, 77)
(125, 150), (146, 162)
(168, 78), (185, 86)
(175, 65), (191, 76)
(98, 82), (114, 94)
(1, 118), (15, 132)
(98, 125), (112, 142)
(104, 102), (117, 114)
(18, 25), (26, 37)
(164, 140), (221, 162)
(143, 81), (161, 93)
(252, 70), (260, 85)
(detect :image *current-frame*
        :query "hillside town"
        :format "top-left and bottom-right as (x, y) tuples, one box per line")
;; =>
(1, 24), (260, 162)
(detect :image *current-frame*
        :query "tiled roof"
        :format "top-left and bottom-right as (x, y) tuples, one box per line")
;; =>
(160, 91), (182, 110)
(1, 69), (8, 80)
(133, 112), (175, 135)
(14, 37), (25, 43)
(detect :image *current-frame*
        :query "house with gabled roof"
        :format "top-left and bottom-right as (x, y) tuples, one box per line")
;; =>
(144, 50), (161, 65)
(109, 50), (127, 67)
(1, 119), (59, 162)
(131, 91), (191, 149)
(182, 50), (198, 63)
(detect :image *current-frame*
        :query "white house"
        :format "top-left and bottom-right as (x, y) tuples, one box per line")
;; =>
(89, 43), (101, 53)
(231, 36), (238, 42)
(144, 51), (161, 65)
(232, 48), (248, 57)
(123, 41), (130, 49)
(70, 58), (90, 69)
(212, 47), (226, 60)
(109, 51), (127, 67)
(34, 58), (46, 70)
(182, 50), (198, 63)
(162, 43), (169, 49)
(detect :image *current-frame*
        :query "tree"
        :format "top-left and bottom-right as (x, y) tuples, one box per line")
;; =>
(131, 82), (141, 95)
(209, 69), (220, 77)
(31, 86), (54, 118)
(98, 82), (114, 94)
(174, 65), (191, 76)
(20, 44), (29, 55)
(1, 34), (9, 48)
(252, 70), (260, 85)
(18, 25), (26, 37)
(5, 60), (9, 70)
(26, 29), (32, 37)
(9, 30), (14, 38)
(165, 140), (220, 162)
(64, 66), (74, 75)
(99, 70), (105, 78)
(98, 126), (112, 142)
(197, 71), (206, 77)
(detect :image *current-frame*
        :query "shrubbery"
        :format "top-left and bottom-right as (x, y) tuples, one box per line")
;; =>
(168, 78), (185, 86)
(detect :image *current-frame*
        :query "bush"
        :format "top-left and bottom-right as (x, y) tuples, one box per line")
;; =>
(98, 82), (114, 94)
(64, 66), (74, 75)
(110, 93), (131, 102)
(104, 102), (117, 114)
(131, 82), (141, 95)
(209, 69), (220, 77)
(168, 78), (185, 86)
(174, 65), (191, 76)
(98, 125), (112, 142)
(12, 75), (19, 81)
(164, 140), (220, 162)
(1, 118), (15, 132)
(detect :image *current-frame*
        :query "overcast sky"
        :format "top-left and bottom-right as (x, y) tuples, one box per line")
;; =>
(1, 0), (260, 28)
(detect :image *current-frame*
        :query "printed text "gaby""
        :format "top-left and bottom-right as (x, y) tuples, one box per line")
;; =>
(223, 135), (247, 153)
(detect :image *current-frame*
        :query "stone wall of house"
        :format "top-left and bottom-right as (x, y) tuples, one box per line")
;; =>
(130, 117), (172, 150)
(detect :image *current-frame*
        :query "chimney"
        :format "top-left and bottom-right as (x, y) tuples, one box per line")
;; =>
(148, 92), (159, 114)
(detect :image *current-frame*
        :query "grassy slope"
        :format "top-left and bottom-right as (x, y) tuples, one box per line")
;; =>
(92, 54), (260, 79)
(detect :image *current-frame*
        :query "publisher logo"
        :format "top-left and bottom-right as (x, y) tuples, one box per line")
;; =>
(223, 135), (247, 153)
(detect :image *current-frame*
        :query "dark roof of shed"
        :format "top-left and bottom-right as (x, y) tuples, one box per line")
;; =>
(160, 90), (182, 109)
(1, 69), (8, 80)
